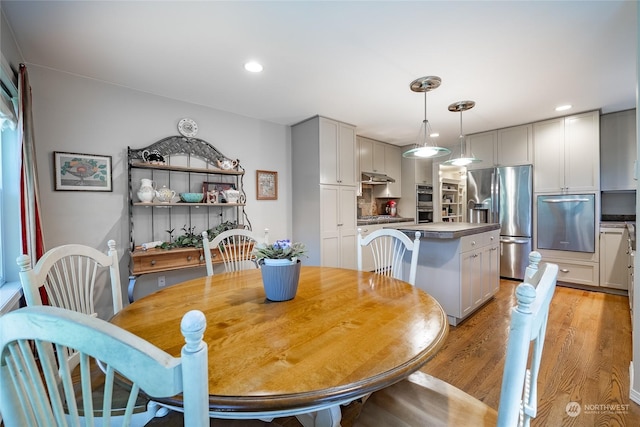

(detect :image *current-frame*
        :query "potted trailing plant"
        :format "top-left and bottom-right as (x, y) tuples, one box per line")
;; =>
(252, 240), (307, 301)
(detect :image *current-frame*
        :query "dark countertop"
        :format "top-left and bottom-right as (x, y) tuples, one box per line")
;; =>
(388, 222), (500, 239)
(357, 216), (415, 226)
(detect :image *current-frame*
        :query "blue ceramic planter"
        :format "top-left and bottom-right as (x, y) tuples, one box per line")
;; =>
(259, 259), (301, 301)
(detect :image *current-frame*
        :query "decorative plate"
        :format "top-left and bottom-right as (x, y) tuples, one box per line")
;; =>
(178, 118), (198, 137)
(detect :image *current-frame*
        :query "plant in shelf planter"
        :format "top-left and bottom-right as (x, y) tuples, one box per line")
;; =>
(159, 221), (237, 250)
(252, 240), (307, 301)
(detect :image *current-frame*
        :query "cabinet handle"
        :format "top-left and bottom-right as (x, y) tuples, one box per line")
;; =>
(150, 260), (156, 266)
(560, 268), (570, 273)
(338, 223), (343, 226)
(471, 241), (476, 246)
(472, 253), (479, 258)
(491, 247), (498, 251)
(187, 256), (193, 261)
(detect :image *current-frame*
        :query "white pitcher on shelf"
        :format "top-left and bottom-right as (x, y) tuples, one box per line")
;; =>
(137, 178), (156, 203)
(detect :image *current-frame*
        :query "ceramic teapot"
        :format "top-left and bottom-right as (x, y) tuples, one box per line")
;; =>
(137, 178), (156, 203)
(155, 185), (176, 203)
(142, 149), (165, 164)
(222, 189), (240, 204)
(217, 158), (238, 170)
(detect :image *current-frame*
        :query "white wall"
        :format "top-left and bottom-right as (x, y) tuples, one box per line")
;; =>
(26, 65), (292, 312)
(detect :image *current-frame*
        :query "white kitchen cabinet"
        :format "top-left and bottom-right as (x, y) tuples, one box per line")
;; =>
(413, 228), (501, 326)
(374, 144), (402, 198)
(415, 158), (433, 185)
(600, 109), (637, 191)
(357, 136), (385, 174)
(497, 124), (533, 166)
(599, 227), (629, 290)
(533, 111), (600, 193)
(320, 185), (357, 269)
(292, 116), (358, 268)
(466, 130), (497, 169)
(466, 124), (533, 169)
(320, 117), (357, 186)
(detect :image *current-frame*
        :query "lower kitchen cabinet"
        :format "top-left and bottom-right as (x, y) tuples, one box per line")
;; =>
(600, 226), (629, 290)
(412, 229), (500, 326)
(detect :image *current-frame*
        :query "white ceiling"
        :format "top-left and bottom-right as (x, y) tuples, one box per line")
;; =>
(2, 1), (637, 147)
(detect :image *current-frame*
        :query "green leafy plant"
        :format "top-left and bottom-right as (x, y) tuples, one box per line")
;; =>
(159, 221), (237, 250)
(252, 239), (307, 261)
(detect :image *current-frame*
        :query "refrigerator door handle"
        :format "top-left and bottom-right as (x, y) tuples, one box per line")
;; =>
(500, 237), (530, 244)
(491, 171), (499, 223)
(542, 198), (590, 203)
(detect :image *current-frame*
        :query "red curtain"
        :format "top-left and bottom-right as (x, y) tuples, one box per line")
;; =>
(18, 64), (47, 304)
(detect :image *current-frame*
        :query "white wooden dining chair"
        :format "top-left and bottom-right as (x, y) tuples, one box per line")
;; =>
(15, 240), (162, 425)
(0, 305), (209, 427)
(357, 228), (421, 285)
(202, 228), (269, 276)
(16, 239), (123, 318)
(355, 251), (558, 427)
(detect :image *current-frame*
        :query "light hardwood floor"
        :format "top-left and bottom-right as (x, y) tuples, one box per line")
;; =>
(420, 279), (640, 426)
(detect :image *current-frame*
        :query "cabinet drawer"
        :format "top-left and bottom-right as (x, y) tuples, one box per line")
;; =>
(460, 235), (484, 253)
(554, 260), (599, 286)
(460, 230), (499, 253)
(131, 247), (209, 275)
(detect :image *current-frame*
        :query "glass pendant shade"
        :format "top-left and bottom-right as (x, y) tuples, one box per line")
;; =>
(402, 76), (451, 159)
(443, 100), (481, 166)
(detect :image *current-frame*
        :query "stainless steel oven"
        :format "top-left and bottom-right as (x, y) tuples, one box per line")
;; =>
(417, 185), (433, 208)
(417, 208), (433, 224)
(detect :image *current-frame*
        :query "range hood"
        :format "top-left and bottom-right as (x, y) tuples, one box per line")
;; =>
(361, 171), (396, 184)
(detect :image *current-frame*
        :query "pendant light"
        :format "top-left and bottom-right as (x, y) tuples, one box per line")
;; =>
(443, 100), (481, 166)
(402, 76), (451, 159)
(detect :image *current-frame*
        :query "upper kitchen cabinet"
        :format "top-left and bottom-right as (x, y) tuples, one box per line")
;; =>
(358, 136), (402, 198)
(466, 124), (533, 170)
(533, 110), (600, 193)
(319, 117), (357, 186)
(497, 124), (533, 166)
(600, 109), (637, 191)
(466, 131), (497, 169)
(357, 136), (385, 174)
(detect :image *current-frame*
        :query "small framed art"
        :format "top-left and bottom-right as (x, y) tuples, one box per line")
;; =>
(256, 170), (277, 200)
(54, 151), (112, 191)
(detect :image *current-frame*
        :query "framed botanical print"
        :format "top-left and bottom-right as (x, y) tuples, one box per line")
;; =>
(256, 170), (277, 200)
(54, 151), (112, 191)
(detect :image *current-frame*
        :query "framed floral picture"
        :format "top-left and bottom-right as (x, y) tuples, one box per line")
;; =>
(256, 170), (277, 200)
(54, 151), (112, 191)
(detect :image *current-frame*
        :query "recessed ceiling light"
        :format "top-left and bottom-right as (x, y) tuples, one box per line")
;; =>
(555, 104), (572, 112)
(244, 61), (263, 73)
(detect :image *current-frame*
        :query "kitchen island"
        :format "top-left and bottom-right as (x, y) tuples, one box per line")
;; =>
(389, 222), (501, 326)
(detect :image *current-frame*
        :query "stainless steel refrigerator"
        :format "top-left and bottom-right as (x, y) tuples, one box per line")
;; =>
(467, 165), (533, 280)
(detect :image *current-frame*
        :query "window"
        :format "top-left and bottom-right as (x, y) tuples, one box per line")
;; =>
(1, 55), (19, 294)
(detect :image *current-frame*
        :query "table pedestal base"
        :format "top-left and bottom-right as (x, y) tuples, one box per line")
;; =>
(296, 405), (341, 427)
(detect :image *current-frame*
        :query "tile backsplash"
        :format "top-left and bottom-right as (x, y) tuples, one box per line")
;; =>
(357, 185), (378, 216)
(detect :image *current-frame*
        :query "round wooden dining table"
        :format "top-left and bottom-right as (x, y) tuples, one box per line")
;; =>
(110, 266), (448, 427)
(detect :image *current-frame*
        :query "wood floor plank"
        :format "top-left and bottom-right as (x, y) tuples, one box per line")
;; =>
(420, 279), (640, 426)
